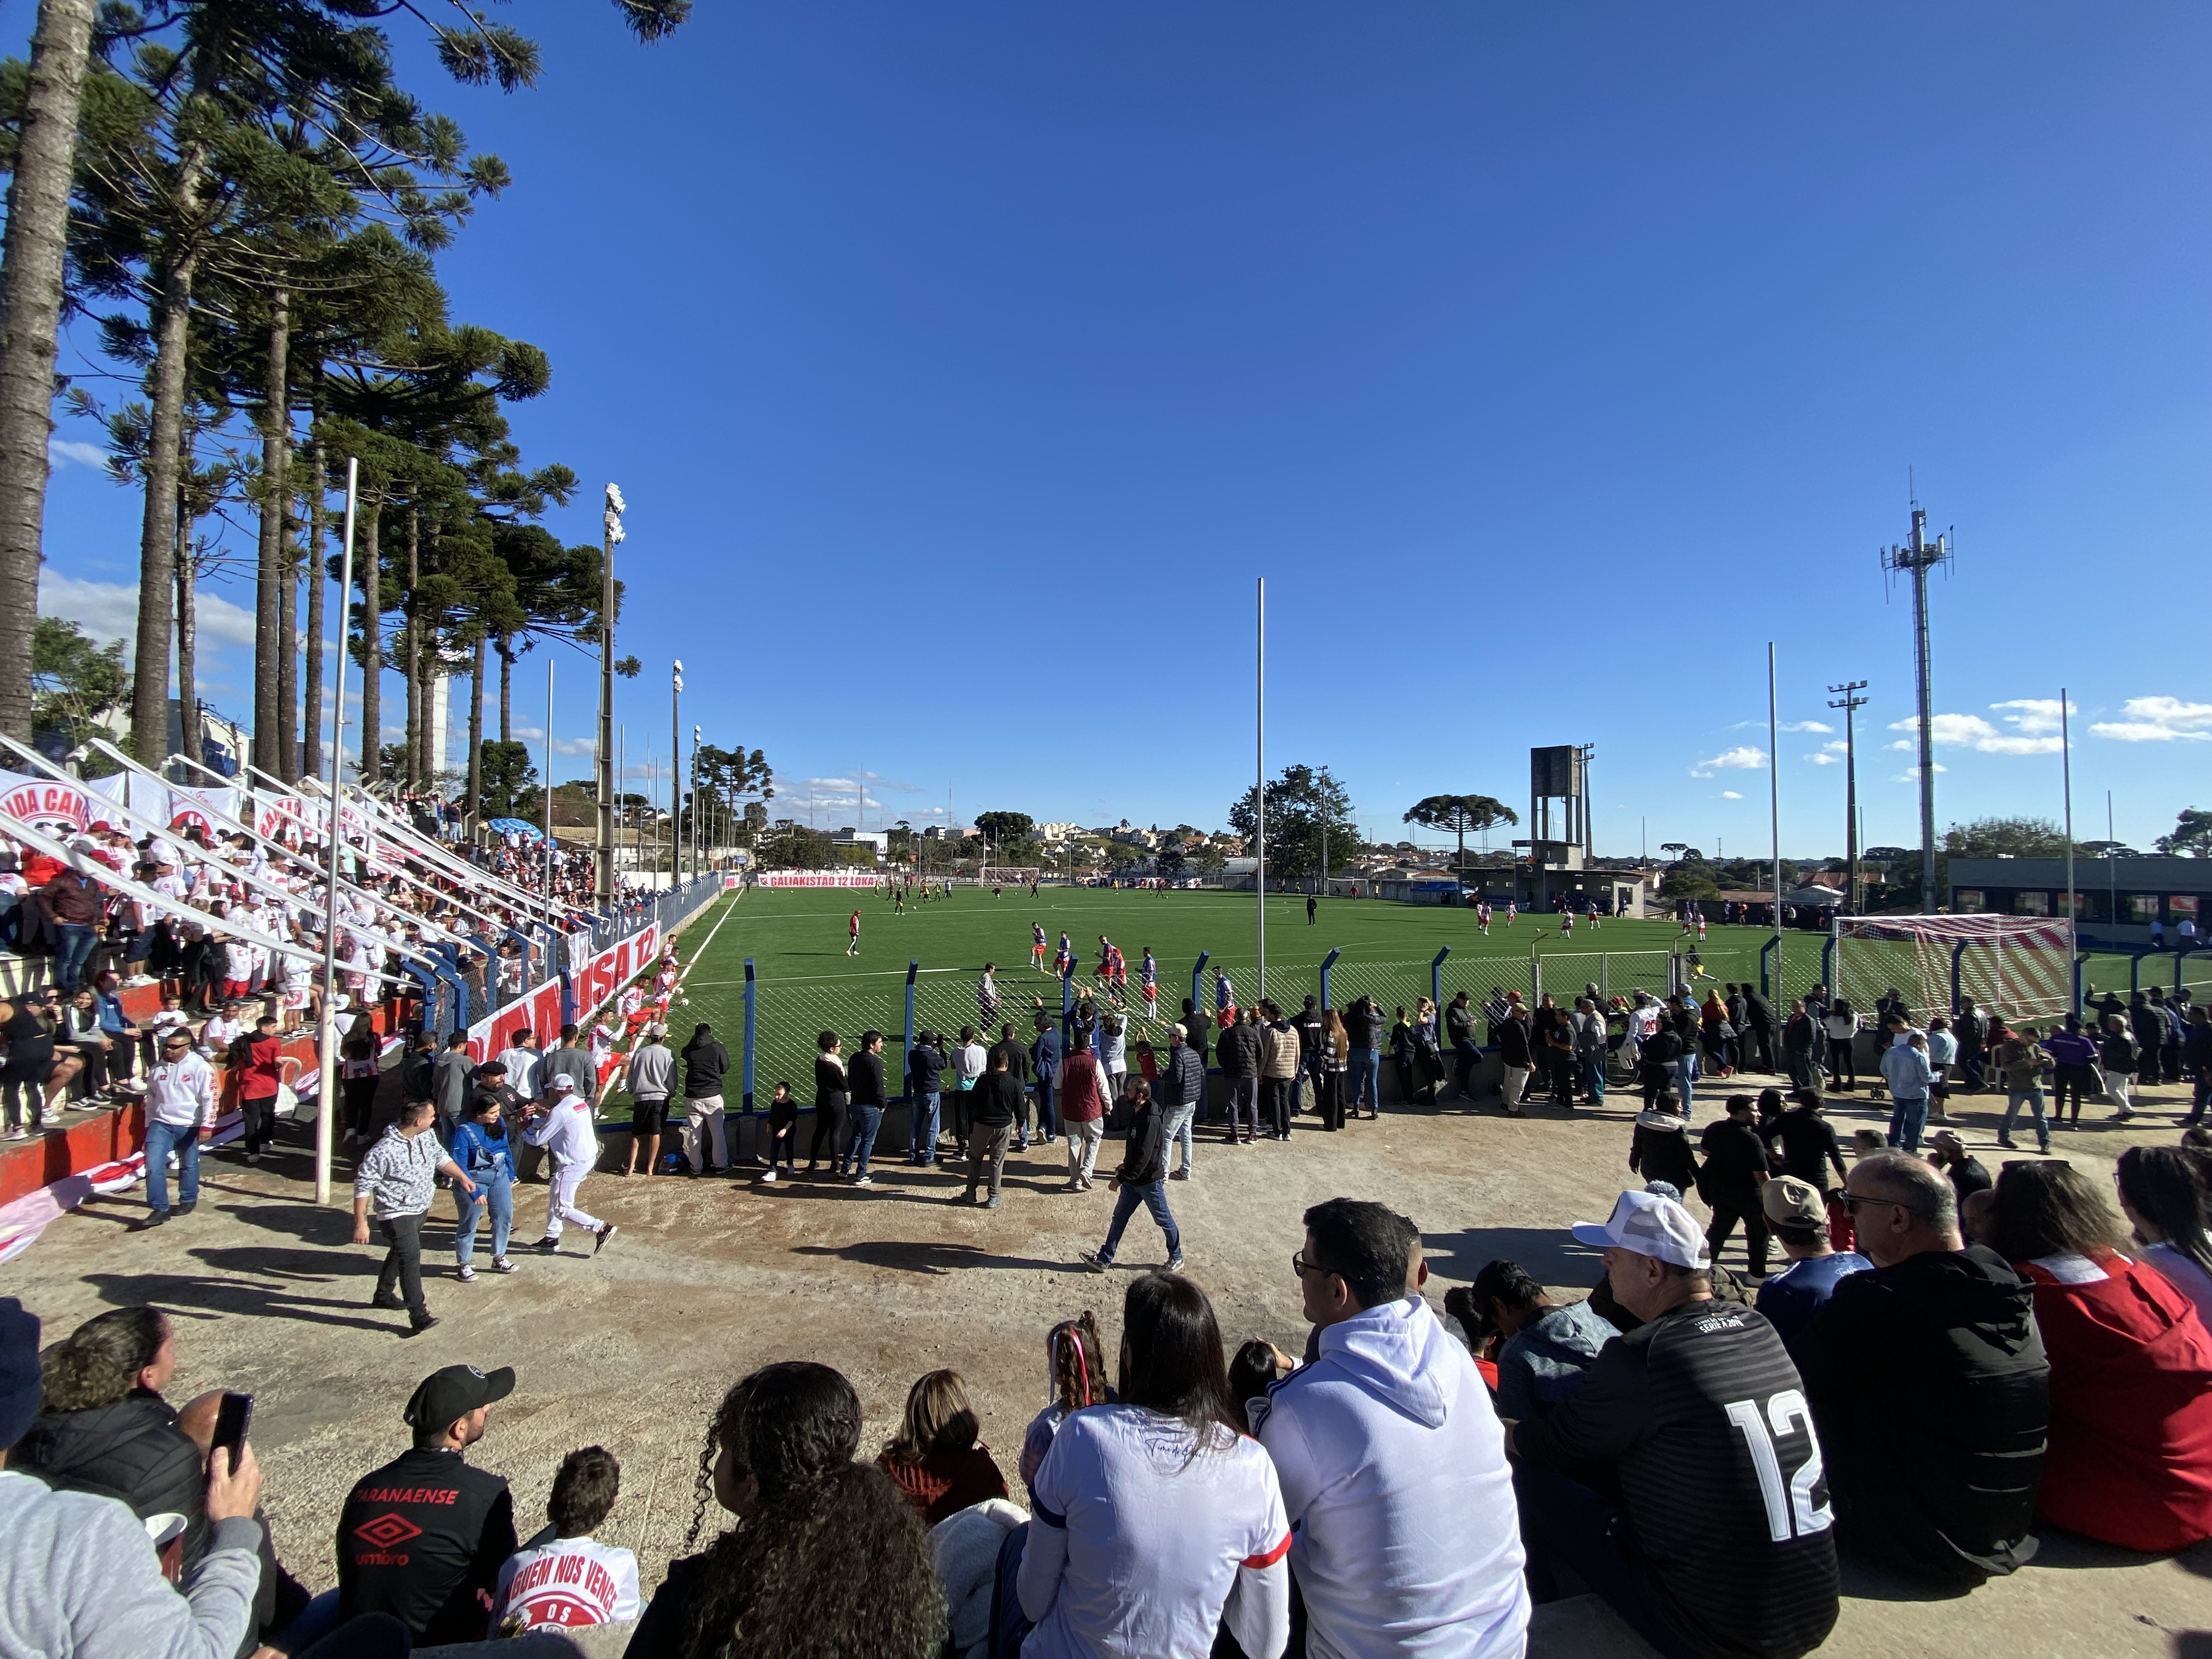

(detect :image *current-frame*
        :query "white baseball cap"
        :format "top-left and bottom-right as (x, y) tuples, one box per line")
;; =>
(1571, 1189), (1711, 1271)
(548, 1072), (575, 1090)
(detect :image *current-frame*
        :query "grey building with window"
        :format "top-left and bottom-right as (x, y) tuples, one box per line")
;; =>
(1949, 856), (2210, 946)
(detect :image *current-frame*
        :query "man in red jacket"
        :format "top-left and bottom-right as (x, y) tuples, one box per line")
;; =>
(235, 1014), (285, 1165)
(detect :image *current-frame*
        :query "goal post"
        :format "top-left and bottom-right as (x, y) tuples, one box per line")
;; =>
(1831, 914), (2074, 1024)
(975, 867), (1041, 888)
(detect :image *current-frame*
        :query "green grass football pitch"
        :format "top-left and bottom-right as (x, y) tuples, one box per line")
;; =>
(654, 887), (2205, 1110)
(665, 887), (1792, 1104)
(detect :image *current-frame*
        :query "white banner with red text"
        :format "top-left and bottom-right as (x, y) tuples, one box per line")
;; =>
(751, 870), (883, 888)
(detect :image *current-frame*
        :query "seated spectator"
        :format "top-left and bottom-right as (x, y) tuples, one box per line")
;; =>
(492, 1445), (640, 1633)
(1466, 1258), (1615, 1421)
(930, 1493), (1029, 1659)
(1927, 1131), (1991, 1203)
(1795, 1152), (2047, 1583)
(0, 1295), (292, 1659)
(337, 1364), (520, 1645)
(2116, 1146), (2212, 1327)
(1010, 1273), (1290, 1659)
(627, 1361), (940, 1659)
(1228, 1338), (1295, 1426)
(877, 1369), (1011, 1526)
(1626, 1091), (1697, 1193)
(1253, 1200), (1529, 1659)
(1752, 1176), (1870, 1343)
(1985, 1160), (2212, 1553)
(1509, 1190), (1839, 1659)
(1020, 1313), (1113, 1488)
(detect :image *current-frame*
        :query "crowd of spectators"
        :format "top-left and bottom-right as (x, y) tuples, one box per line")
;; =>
(6, 1148), (2212, 1659)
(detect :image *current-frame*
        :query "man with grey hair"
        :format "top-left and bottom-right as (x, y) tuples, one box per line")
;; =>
(1793, 1151), (2047, 1585)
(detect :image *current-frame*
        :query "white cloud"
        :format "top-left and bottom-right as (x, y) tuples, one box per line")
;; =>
(48, 438), (106, 469)
(550, 736), (595, 757)
(1778, 720), (1832, 734)
(1889, 710), (2062, 757)
(1690, 745), (1767, 778)
(2090, 696), (2212, 743)
(37, 569), (255, 662)
(1806, 753), (1839, 766)
(1989, 697), (2071, 738)
(511, 724), (545, 741)
(1891, 764), (1949, 782)
(1720, 790), (1744, 800)
(1805, 739), (1848, 765)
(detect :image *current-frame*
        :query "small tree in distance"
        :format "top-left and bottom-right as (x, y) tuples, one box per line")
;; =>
(1402, 794), (1518, 877)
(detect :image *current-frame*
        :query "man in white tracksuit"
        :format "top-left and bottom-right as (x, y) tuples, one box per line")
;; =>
(1252, 1198), (1528, 1659)
(524, 1073), (616, 1254)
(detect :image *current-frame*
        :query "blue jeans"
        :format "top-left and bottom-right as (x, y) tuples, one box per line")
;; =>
(840, 1104), (883, 1177)
(1887, 1095), (1929, 1152)
(55, 923), (98, 991)
(1348, 1048), (1381, 1114)
(1673, 1056), (1697, 1111)
(2001, 1087), (2050, 1149)
(454, 1170), (513, 1265)
(1163, 1103), (1195, 1173)
(1580, 1057), (1607, 1102)
(1098, 1177), (1180, 1264)
(911, 1092), (941, 1162)
(143, 1118), (200, 1214)
(1034, 1079), (1057, 1139)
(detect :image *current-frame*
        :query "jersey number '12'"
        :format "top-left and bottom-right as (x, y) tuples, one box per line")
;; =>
(1725, 1389), (1832, 1543)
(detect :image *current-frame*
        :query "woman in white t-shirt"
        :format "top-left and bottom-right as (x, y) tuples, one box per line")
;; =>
(1015, 1273), (1291, 1659)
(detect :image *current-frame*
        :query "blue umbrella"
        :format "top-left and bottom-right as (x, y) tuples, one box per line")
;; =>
(487, 817), (549, 844)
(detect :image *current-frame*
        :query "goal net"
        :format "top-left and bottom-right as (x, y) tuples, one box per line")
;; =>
(1833, 915), (2073, 1025)
(975, 867), (1041, 888)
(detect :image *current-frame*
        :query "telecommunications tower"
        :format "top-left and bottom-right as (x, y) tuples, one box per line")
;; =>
(1882, 498), (1950, 914)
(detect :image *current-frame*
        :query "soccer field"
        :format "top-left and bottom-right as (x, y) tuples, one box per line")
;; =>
(665, 887), (1790, 1106)
(653, 886), (2209, 1111)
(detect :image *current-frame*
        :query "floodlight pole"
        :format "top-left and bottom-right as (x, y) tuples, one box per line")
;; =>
(1255, 576), (1266, 1000)
(314, 457), (358, 1207)
(542, 656), (555, 918)
(1767, 643), (1782, 968)
(1882, 499), (1948, 913)
(2062, 687), (2077, 1012)
(1827, 679), (1868, 914)
(596, 483), (624, 905)
(671, 660), (682, 888)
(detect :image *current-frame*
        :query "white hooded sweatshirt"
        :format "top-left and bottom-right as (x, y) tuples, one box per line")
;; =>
(1252, 1295), (1529, 1659)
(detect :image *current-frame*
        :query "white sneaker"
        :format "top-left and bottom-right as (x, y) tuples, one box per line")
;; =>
(853, 1175), (874, 1187)
(456, 1265), (477, 1282)
(761, 1169), (777, 1183)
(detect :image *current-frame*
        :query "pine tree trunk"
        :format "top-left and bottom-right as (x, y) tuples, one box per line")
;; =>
(276, 537), (297, 780)
(0, 0), (99, 742)
(127, 142), (210, 766)
(467, 630), (486, 827)
(402, 506), (419, 788)
(419, 517), (441, 786)
(174, 506), (195, 759)
(253, 285), (290, 773)
(498, 637), (512, 744)
(357, 491), (380, 782)
(301, 385), (325, 782)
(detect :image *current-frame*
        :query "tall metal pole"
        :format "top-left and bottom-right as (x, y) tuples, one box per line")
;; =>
(1827, 680), (1867, 913)
(618, 724), (625, 885)
(1255, 576), (1266, 1000)
(596, 484), (624, 905)
(671, 660), (682, 887)
(1911, 543), (1936, 912)
(2062, 687), (2076, 1001)
(313, 458), (358, 1206)
(692, 723), (702, 882)
(541, 655), (555, 917)
(1767, 643), (1782, 963)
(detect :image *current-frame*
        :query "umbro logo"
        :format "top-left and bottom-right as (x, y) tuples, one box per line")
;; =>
(353, 1512), (424, 1549)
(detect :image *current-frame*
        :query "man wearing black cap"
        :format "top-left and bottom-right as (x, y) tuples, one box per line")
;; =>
(337, 1363), (520, 1645)
(0, 1296), (272, 1657)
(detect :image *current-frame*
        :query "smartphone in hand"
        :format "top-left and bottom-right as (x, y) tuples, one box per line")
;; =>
(210, 1391), (253, 1477)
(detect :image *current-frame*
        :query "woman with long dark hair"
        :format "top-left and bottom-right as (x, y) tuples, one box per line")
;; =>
(1010, 1272), (1290, 1659)
(2115, 1145), (2212, 1328)
(1985, 1161), (2212, 1553)
(805, 1032), (845, 1178)
(625, 1361), (942, 1659)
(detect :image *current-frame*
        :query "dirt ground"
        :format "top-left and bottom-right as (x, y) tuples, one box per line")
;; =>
(11, 1070), (2210, 1658)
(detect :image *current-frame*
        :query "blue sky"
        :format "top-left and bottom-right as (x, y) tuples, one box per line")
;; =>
(31, 1), (2211, 857)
